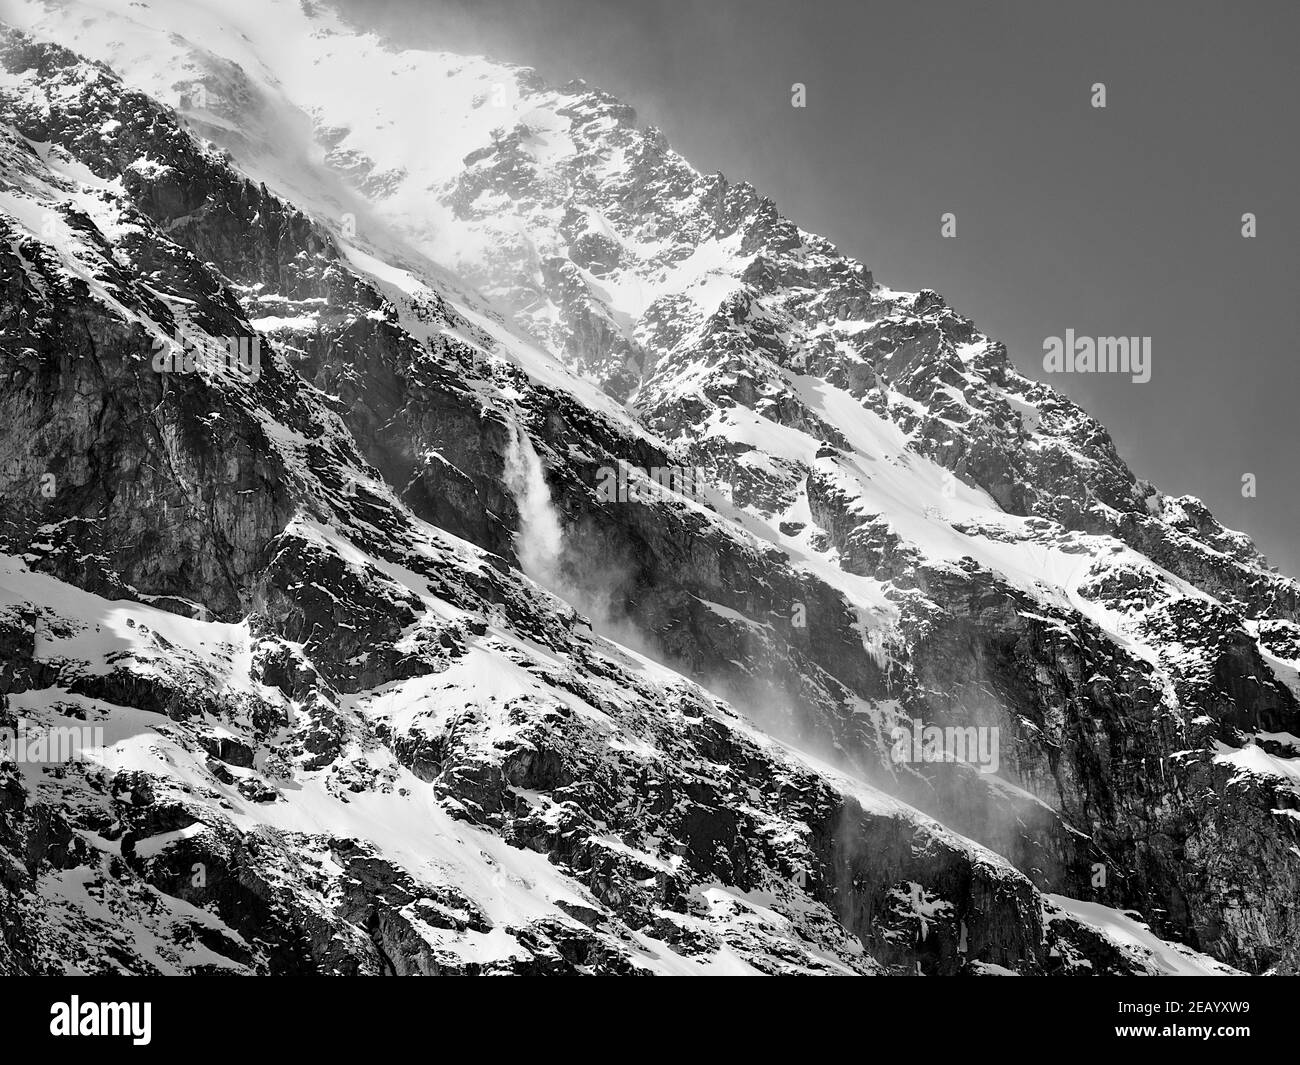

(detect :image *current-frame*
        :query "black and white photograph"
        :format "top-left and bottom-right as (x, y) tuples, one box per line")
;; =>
(0, 0), (1296, 1037)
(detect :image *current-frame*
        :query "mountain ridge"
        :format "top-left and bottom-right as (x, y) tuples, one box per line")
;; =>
(0, 0), (1296, 974)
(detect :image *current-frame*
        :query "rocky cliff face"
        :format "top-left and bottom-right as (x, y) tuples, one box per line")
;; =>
(0, 0), (1294, 975)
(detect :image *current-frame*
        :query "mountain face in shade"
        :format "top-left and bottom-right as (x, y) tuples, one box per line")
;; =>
(0, 0), (1294, 975)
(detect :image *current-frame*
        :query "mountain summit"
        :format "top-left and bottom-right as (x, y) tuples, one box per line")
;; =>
(0, 0), (1295, 975)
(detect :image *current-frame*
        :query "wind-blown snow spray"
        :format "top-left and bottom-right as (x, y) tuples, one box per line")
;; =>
(503, 420), (563, 588)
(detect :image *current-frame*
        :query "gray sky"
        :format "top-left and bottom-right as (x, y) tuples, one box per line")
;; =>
(344, 0), (1300, 577)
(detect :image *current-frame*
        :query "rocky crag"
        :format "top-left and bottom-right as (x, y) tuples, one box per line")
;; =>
(0, 0), (1293, 974)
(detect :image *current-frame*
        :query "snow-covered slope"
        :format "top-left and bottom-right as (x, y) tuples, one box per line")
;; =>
(0, 0), (1296, 974)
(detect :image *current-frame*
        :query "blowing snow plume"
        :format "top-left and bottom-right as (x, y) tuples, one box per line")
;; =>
(502, 420), (563, 589)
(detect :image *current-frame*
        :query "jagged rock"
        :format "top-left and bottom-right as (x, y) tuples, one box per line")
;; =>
(0, 1), (1291, 976)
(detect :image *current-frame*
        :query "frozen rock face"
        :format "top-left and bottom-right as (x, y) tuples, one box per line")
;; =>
(0, 0), (1294, 974)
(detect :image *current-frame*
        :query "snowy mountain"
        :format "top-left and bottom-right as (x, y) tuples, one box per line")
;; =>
(0, 0), (1295, 974)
